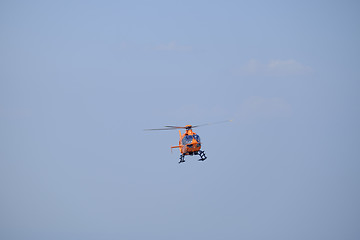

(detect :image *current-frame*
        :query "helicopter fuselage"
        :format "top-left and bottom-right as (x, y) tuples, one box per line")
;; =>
(171, 128), (202, 155)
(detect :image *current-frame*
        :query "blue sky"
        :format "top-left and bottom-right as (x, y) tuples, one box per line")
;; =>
(1, 1), (360, 239)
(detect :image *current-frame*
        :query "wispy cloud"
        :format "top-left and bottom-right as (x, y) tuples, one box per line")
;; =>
(267, 60), (313, 75)
(238, 59), (312, 76)
(238, 96), (292, 119)
(155, 41), (191, 51)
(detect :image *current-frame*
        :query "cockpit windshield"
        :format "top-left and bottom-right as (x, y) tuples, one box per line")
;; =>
(193, 134), (200, 142)
(182, 134), (201, 145)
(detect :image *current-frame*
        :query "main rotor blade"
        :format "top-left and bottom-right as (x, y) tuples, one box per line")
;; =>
(144, 126), (182, 131)
(144, 120), (232, 131)
(164, 126), (187, 129)
(192, 120), (232, 128)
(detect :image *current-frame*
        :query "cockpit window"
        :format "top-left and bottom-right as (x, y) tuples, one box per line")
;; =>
(182, 135), (193, 145)
(182, 135), (201, 145)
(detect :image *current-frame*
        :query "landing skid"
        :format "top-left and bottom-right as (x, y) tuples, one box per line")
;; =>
(179, 154), (185, 163)
(198, 150), (207, 161)
(178, 150), (207, 164)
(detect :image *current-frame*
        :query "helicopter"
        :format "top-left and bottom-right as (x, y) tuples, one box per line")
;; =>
(145, 120), (232, 163)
